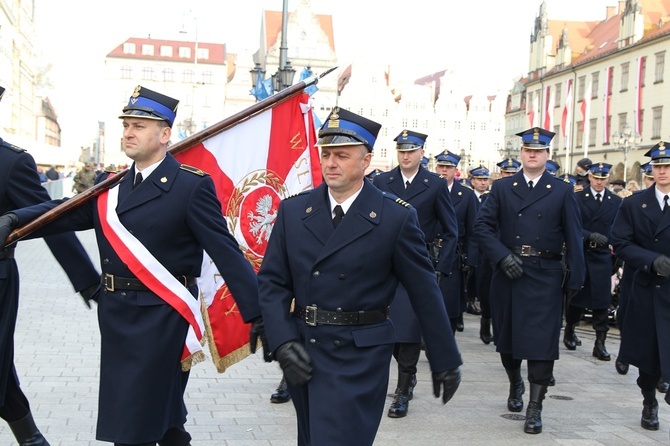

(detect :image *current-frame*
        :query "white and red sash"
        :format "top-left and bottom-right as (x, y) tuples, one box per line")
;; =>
(97, 180), (205, 369)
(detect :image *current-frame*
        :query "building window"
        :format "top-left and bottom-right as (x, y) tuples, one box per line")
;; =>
(591, 72), (599, 99)
(617, 113), (627, 133)
(201, 71), (213, 84)
(620, 62), (629, 92)
(142, 67), (155, 81)
(655, 51), (665, 83)
(120, 65), (132, 79)
(196, 47), (209, 60)
(141, 44), (154, 56)
(588, 119), (597, 147)
(554, 83), (561, 107)
(640, 56), (646, 87)
(480, 122), (487, 131)
(160, 46), (173, 57)
(411, 119), (418, 128)
(607, 67), (614, 96)
(402, 118), (408, 128)
(652, 106), (662, 139)
(179, 47), (191, 59)
(577, 76), (586, 101)
(576, 121), (583, 147)
(183, 69), (194, 84)
(163, 68), (175, 82)
(123, 43), (136, 54)
(470, 122), (476, 130)
(455, 121), (461, 130)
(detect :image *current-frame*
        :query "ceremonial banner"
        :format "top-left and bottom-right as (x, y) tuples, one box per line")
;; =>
(603, 66), (613, 143)
(175, 93), (322, 372)
(635, 56), (645, 135)
(580, 79), (592, 156)
(561, 79), (573, 142)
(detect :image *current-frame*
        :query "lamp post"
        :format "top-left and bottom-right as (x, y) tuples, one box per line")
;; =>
(179, 10), (198, 137)
(499, 140), (513, 159)
(612, 123), (642, 182)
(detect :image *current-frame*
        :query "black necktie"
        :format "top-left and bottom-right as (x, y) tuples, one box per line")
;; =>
(332, 205), (344, 228)
(596, 193), (602, 205)
(528, 180), (534, 190)
(133, 172), (143, 188)
(405, 180), (411, 189)
(664, 195), (669, 213)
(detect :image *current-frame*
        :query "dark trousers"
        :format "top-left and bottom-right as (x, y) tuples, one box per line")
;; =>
(500, 353), (554, 386)
(637, 370), (662, 393)
(566, 305), (609, 333)
(393, 342), (421, 375)
(0, 371), (30, 423)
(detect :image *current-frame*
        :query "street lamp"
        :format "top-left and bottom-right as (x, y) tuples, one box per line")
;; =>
(612, 123), (642, 182)
(249, 62), (266, 88)
(272, 60), (296, 92)
(499, 140), (513, 159)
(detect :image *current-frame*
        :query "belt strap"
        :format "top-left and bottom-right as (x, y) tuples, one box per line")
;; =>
(295, 305), (389, 326)
(509, 245), (562, 260)
(0, 248), (15, 261)
(102, 273), (196, 292)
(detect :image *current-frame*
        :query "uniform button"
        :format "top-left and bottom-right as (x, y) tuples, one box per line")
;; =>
(535, 237), (540, 241)
(656, 285), (661, 289)
(312, 271), (320, 277)
(103, 258), (110, 264)
(537, 214), (542, 218)
(121, 292), (127, 298)
(654, 238), (659, 242)
(515, 235), (520, 239)
(309, 338), (316, 344)
(518, 213), (522, 217)
(334, 340), (341, 346)
(339, 274), (347, 280)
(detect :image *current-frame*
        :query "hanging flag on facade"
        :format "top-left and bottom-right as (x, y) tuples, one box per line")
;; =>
(561, 79), (573, 143)
(529, 91), (539, 127)
(299, 67), (318, 96)
(175, 93), (322, 372)
(603, 66), (612, 143)
(635, 56), (645, 135)
(544, 85), (554, 130)
(250, 69), (274, 101)
(580, 78), (592, 155)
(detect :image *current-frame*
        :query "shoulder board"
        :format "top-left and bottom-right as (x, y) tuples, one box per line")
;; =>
(179, 164), (208, 176)
(461, 184), (473, 190)
(482, 190), (489, 194)
(0, 140), (26, 153)
(284, 190), (310, 200)
(393, 197), (411, 208)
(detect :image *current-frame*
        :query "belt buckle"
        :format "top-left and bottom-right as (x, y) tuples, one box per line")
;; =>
(434, 238), (443, 248)
(104, 273), (115, 292)
(305, 305), (318, 326)
(589, 240), (598, 249)
(520, 245), (532, 257)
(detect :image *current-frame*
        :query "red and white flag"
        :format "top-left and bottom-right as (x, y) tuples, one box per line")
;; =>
(175, 93), (322, 372)
(543, 85), (554, 130)
(561, 79), (573, 144)
(528, 91), (539, 128)
(635, 56), (645, 135)
(580, 79), (592, 155)
(603, 66), (613, 143)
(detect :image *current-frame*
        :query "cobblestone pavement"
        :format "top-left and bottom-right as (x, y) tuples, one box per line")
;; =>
(0, 230), (668, 445)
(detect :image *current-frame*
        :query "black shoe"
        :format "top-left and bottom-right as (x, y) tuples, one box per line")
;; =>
(388, 372), (412, 418)
(270, 377), (291, 404)
(505, 368), (524, 412)
(641, 394), (659, 431)
(466, 301), (482, 315)
(657, 379), (669, 393)
(479, 317), (492, 345)
(592, 332), (611, 361)
(523, 384), (547, 434)
(615, 358), (629, 375)
(8, 412), (50, 446)
(563, 324), (578, 350)
(455, 315), (464, 332)
(548, 375), (555, 387)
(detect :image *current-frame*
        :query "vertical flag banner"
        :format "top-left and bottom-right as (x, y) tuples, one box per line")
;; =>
(561, 79), (573, 143)
(603, 66), (612, 143)
(175, 93), (322, 372)
(528, 91), (539, 127)
(543, 85), (554, 130)
(580, 79), (592, 156)
(635, 56), (645, 135)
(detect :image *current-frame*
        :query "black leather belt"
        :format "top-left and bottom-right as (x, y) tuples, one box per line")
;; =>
(102, 273), (196, 292)
(0, 248), (15, 260)
(295, 305), (389, 326)
(509, 245), (562, 260)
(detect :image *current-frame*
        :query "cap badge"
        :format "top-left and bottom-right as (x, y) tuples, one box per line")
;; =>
(533, 128), (540, 141)
(401, 130), (409, 141)
(327, 109), (340, 129)
(130, 85), (141, 105)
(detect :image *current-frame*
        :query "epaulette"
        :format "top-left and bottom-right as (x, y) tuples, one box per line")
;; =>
(394, 197), (411, 208)
(0, 140), (26, 153)
(461, 183), (473, 191)
(179, 164), (208, 176)
(482, 190), (490, 194)
(284, 190), (310, 200)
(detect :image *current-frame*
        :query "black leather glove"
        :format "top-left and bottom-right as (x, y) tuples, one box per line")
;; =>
(652, 255), (670, 277)
(275, 341), (312, 386)
(564, 288), (580, 301)
(461, 264), (473, 274)
(79, 283), (101, 309)
(0, 213), (19, 251)
(436, 271), (443, 284)
(432, 367), (461, 404)
(249, 317), (272, 362)
(499, 254), (523, 280)
(587, 232), (609, 248)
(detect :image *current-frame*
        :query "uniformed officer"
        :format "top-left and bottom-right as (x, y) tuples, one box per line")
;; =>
(0, 86), (101, 446)
(372, 129), (458, 418)
(420, 156), (430, 170)
(474, 127), (585, 434)
(257, 108), (462, 445)
(0, 85), (266, 446)
(433, 151), (478, 332)
(545, 159), (560, 176)
(563, 163), (621, 361)
(641, 162), (655, 189)
(611, 141), (670, 433)
(498, 158), (521, 179)
(575, 157), (592, 189)
(466, 165), (491, 318)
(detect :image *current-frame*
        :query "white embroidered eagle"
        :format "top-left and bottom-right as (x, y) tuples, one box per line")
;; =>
(248, 194), (277, 244)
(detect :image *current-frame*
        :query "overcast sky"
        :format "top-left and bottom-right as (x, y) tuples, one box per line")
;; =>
(33, 0), (616, 148)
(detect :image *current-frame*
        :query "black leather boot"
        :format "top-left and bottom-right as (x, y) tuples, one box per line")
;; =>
(388, 372), (412, 418)
(466, 298), (481, 315)
(8, 412), (51, 446)
(563, 324), (578, 350)
(641, 389), (659, 430)
(270, 376), (291, 404)
(480, 317), (492, 345)
(592, 331), (611, 361)
(523, 383), (547, 434)
(615, 358), (629, 375)
(505, 368), (524, 412)
(455, 314), (464, 332)
(657, 378), (669, 393)
(407, 373), (417, 401)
